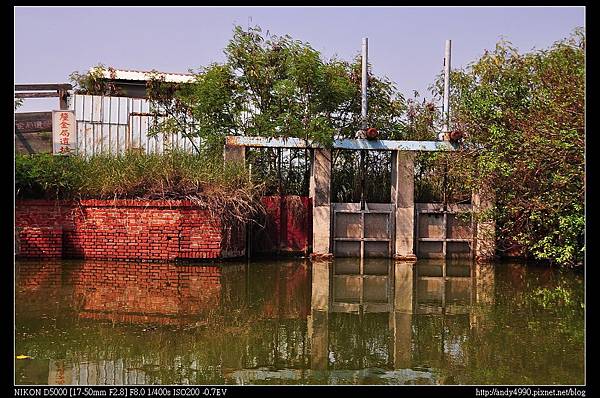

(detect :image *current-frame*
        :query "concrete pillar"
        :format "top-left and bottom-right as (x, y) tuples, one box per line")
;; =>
(391, 151), (416, 261)
(391, 261), (414, 369)
(223, 145), (245, 164)
(310, 149), (332, 258)
(472, 187), (496, 261)
(308, 261), (330, 370)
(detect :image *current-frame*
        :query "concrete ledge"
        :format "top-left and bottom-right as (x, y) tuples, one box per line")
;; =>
(16, 199), (207, 209)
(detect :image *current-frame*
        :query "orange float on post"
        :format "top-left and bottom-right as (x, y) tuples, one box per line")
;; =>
(449, 129), (464, 142)
(365, 127), (379, 140)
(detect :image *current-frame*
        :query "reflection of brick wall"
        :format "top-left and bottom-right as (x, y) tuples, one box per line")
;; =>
(15, 261), (64, 310)
(15, 260), (223, 323)
(15, 200), (245, 261)
(254, 262), (311, 319)
(16, 260), (63, 293)
(65, 260), (222, 319)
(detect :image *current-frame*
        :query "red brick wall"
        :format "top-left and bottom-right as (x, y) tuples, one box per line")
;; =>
(16, 226), (63, 258)
(15, 199), (245, 261)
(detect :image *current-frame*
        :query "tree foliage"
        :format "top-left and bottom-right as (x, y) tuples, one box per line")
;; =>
(69, 64), (123, 96)
(148, 25), (407, 153)
(431, 29), (585, 265)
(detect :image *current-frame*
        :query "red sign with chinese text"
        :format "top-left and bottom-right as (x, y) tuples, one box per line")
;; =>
(52, 110), (76, 155)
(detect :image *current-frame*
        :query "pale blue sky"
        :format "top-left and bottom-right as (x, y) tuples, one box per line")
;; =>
(15, 6), (585, 112)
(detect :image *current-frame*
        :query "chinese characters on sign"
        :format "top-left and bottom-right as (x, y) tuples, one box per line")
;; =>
(52, 110), (76, 155)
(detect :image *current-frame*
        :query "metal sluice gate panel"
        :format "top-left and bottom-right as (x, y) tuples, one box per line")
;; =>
(332, 203), (394, 258)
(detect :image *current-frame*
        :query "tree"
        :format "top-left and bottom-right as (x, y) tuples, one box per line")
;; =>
(69, 64), (122, 96)
(428, 29), (585, 265)
(147, 25), (408, 154)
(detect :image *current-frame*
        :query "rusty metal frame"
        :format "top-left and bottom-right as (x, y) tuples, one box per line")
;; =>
(332, 203), (394, 258)
(415, 203), (475, 260)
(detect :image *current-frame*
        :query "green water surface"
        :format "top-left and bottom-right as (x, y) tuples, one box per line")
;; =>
(14, 258), (584, 385)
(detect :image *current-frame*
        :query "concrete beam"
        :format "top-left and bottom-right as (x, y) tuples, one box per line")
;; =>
(225, 135), (456, 152)
(223, 145), (245, 164)
(310, 149), (331, 206)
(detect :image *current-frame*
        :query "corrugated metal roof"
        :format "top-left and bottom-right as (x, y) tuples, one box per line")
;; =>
(91, 67), (195, 83)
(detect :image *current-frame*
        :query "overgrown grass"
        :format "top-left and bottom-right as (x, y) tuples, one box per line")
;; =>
(15, 151), (265, 222)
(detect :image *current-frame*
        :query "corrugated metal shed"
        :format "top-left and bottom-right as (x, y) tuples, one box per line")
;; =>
(70, 94), (200, 156)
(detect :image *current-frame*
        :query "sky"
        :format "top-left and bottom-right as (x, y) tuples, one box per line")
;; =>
(15, 6), (584, 113)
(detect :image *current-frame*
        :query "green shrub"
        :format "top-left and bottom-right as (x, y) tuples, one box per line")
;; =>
(15, 151), (263, 222)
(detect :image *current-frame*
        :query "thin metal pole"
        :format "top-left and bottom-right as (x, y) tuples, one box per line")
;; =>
(361, 37), (369, 130)
(443, 39), (452, 133)
(361, 38), (368, 210)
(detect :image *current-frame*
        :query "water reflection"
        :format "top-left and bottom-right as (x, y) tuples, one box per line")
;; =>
(308, 259), (494, 381)
(15, 258), (583, 385)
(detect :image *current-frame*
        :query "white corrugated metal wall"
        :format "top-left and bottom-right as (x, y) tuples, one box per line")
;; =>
(70, 94), (201, 156)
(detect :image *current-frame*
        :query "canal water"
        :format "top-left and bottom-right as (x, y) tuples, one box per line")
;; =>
(15, 258), (584, 385)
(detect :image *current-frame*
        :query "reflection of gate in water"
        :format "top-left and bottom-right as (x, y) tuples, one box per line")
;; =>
(331, 258), (393, 313)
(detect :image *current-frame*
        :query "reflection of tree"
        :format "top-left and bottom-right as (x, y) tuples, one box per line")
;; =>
(17, 306), (313, 384)
(461, 264), (584, 385)
(328, 313), (391, 370)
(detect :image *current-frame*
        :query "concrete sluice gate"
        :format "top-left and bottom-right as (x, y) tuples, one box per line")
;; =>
(224, 136), (495, 261)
